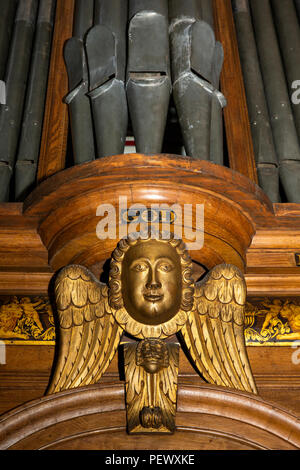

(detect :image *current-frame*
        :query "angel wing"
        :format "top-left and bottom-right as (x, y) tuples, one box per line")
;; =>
(157, 344), (180, 431)
(123, 343), (148, 432)
(180, 264), (257, 394)
(47, 265), (123, 394)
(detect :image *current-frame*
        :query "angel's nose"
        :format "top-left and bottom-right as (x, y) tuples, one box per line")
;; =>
(146, 281), (162, 289)
(146, 267), (162, 289)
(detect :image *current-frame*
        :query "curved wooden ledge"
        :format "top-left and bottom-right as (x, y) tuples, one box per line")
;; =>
(23, 154), (274, 272)
(0, 382), (299, 450)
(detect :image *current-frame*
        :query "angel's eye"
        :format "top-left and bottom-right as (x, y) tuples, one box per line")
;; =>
(158, 262), (174, 273)
(132, 263), (148, 272)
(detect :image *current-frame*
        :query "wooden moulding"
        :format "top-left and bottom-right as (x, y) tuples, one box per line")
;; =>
(0, 382), (299, 450)
(246, 204), (300, 294)
(1, 343), (300, 418)
(24, 154), (272, 273)
(0, 202), (52, 294)
(0, 156), (298, 295)
(213, 0), (258, 183)
(37, 0), (75, 183)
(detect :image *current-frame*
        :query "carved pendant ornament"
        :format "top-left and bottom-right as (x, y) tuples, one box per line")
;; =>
(124, 339), (179, 433)
(47, 232), (257, 434)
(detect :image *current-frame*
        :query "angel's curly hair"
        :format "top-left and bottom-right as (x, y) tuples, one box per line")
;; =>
(108, 230), (194, 312)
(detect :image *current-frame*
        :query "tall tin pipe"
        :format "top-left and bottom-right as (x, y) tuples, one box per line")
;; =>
(0, 0), (18, 81)
(0, 0), (39, 202)
(250, 0), (300, 202)
(294, 0), (300, 20)
(232, 0), (280, 202)
(14, 0), (56, 201)
(126, 0), (171, 154)
(64, 0), (95, 165)
(86, 0), (128, 158)
(94, 0), (127, 82)
(169, 0), (209, 160)
(271, 0), (300, 142)
(86, 0), (128, 157)
(199, 0), (224, 165)
(203, 0), (225, 166)
(169, 0), (226, 162)
(200, 0), (215, 29)
(73, 0), (94, 39)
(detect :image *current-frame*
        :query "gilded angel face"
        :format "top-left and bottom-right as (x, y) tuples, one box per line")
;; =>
(136, 338), (169, 374)
(121, 239), (182, 325)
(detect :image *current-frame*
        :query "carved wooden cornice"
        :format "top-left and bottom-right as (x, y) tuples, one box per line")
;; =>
(0, 154), (298, 297)
(0, 382), (299, 449)
(23, 154), (273, 272)
(29, 154), (268, 265)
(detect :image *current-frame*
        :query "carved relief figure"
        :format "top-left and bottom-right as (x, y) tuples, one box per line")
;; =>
(0, 296), (55, 342)
(245, 298), (300, 344)
(47, 232), (257, 434)
(277, 301), (300, 341)
(0, 298), (27, 339)
(261, 299), (283, 333)
(13, 297), (44, 339)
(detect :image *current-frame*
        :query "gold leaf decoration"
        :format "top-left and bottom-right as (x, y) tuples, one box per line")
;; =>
(0, 295), (55, 344)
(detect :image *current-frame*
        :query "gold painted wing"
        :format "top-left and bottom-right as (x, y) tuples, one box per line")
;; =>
(180, 264), (257, 394)
(157, 344), (180, 431)
(47, 265), (123, 394)
(123, 343), (148, 432)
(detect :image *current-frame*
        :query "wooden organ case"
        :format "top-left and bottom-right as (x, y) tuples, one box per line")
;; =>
(0, 0), (300, 450)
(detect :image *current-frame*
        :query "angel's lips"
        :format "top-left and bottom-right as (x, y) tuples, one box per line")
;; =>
(143, 293), (163, 302)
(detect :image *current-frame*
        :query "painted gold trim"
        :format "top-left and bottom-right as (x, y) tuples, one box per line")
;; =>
(1, 295), (300, 346)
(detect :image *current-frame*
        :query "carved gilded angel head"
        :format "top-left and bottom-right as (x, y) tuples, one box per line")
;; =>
(108, 232), (194, 336)
(49, 232), (257, 399)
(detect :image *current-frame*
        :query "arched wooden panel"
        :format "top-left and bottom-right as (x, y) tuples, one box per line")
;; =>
(0, 382), (299, 450)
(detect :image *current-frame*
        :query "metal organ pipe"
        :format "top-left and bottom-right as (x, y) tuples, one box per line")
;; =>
(232, 0), (280, 202)
(15, 0), (56, 200)
(0, 0), (39, 201)
(248, 0), (300, 202)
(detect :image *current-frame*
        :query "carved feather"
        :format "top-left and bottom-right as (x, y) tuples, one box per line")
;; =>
(47, 265), (123, 394)
(124, 343), (148, 431)
(180, 264), (257, 394)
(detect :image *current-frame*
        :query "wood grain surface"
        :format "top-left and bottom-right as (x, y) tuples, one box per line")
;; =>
(0, 380), (299, 450)
(213, 0), (258, 183)
(37, 0), (74, 182)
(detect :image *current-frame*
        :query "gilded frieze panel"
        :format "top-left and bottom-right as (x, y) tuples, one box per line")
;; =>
(0, 295), (299, 346)
(0, 296), (55, 345)
(245, 298), (300, 345)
